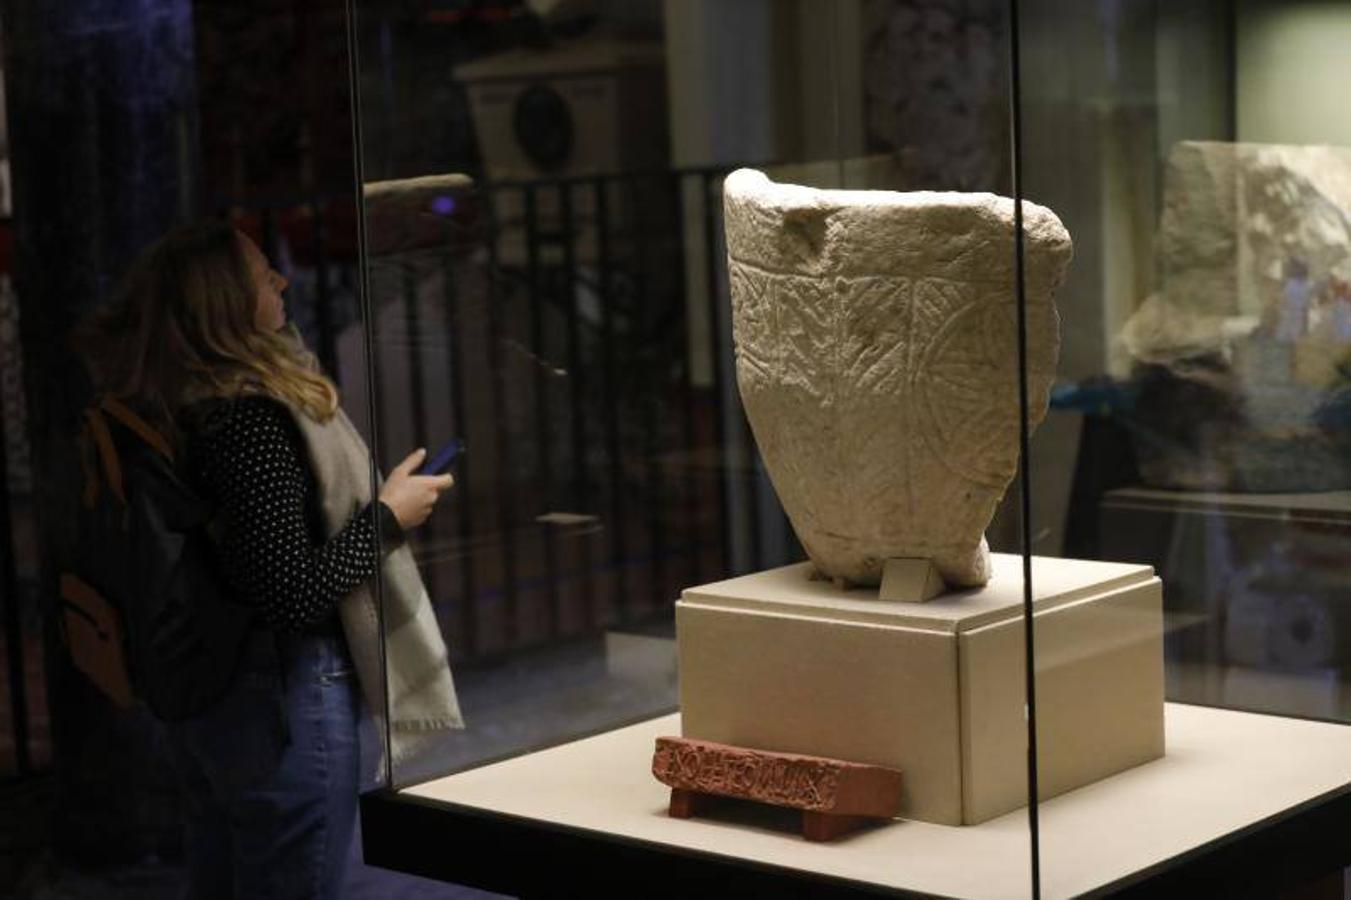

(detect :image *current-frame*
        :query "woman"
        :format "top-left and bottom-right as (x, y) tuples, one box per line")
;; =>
(81, 220), (456, 899)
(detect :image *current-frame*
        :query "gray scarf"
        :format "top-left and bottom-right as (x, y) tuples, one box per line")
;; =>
(288, 405), (464, 772)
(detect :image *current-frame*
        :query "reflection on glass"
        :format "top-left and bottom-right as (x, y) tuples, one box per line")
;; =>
(358, 3), (772, 787)
(1029, 2), (1351, 896)
(358, 0), (1039, 892)
(1122, 141), (1351, 494)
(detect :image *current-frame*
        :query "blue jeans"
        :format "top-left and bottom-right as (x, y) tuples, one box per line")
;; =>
(167, 629), (361, 900)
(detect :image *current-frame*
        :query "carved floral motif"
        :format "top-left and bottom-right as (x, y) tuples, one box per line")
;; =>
(652, 736), (901, 816)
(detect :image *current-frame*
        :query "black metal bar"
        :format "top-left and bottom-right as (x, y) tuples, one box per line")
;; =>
(399, 208), (437, 614)
(743, 414), (764, 572)
(783, 508), (802, 563)
(0, 376), (30, 776)
(1008, 1), (1041, 896)
(310, 200), (339, 381)
(370, 290), (389, 489)
(672, 175), (701, 586)
(558, 183), (595, 630)
(737, 340), (764, 569)
(700, 171), (732, 574)
(441, 212), (477, 660)
(560, 184), (585, 504)
(595, 178), (626, 622)
(344, 0), (394, 779)
(634, 174), (665, 609)
(260, 206), (280, 262)
(524, 185), (561, 637)
(484, 196), (520, 649)
(401, 222), (429, 450)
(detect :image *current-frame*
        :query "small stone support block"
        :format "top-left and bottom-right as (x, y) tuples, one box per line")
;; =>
(802, 810), (873, 842)
(878, 557), (946, 603)
(652, 736), (903, 841)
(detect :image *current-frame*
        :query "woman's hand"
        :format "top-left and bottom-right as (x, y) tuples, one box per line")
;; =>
(379, 448), (454, 530)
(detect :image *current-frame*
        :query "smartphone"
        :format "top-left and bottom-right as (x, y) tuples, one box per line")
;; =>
(419, 438), (465, 476)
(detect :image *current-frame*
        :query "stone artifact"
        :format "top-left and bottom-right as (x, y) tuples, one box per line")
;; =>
(723, 169), (1071, 587)
(651, 735), (903, 841)
(1121, 142), (1351, 491)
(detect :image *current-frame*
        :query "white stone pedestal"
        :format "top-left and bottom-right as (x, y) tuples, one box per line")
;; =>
(676, 554), (1164, 825)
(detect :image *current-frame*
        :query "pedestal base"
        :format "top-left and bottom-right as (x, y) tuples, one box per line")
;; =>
(677, 554), (1165, 825)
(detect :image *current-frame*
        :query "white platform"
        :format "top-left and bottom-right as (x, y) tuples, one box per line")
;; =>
(677, 555), (1163, 824)
(402, 704), (1351, 899)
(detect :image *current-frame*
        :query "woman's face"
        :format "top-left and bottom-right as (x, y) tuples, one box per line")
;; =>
(238, 231), (289, 332)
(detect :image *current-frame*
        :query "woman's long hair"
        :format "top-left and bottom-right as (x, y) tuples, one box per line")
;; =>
(78, 221), (338, 432)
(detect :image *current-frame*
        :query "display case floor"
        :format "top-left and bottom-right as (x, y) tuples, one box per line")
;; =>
(392, 626), (677, 786)
(399, 704), (1351, 898)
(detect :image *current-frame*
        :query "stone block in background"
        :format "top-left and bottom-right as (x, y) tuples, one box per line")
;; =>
(1121, 141), (1351, 492)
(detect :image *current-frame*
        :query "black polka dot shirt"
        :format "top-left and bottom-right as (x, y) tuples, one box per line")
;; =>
(184, 395), (403, 632)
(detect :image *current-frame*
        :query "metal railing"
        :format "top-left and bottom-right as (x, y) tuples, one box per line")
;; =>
(362, 165), (796, 662)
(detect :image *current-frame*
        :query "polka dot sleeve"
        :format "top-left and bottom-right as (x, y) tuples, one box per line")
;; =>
(189, 395), (397, 632)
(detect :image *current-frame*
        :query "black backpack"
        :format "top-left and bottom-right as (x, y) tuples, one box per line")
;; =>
(59, 395), (254, 721)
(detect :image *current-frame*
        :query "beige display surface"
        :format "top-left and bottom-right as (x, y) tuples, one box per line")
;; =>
(401, 706), (1351, 899)
(677, 554), (1164, 824)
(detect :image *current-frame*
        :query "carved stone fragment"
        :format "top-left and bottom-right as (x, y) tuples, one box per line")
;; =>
(723, 169), (1071, 587)
(651, 736), (902, 818)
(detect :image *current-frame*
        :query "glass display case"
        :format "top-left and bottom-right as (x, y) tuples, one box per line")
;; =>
(349, 2), (1351, 897)
(1027, 2), (1351, 894)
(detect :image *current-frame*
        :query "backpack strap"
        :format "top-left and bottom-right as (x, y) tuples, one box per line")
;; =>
(78, 395), (176, 509)
(83, 406), (125, 506)
(99, 395), (175, 463)
(58, 572), (135, 709)
(78, 429), (100, 509)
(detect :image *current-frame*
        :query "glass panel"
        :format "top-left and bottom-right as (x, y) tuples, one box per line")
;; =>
(1024, 1), (1351, 895)
(1, 0), (376, 890)
(355, 1), (1033, 896)
(351, 0), (842, 786)
(357, 1), (690, 786)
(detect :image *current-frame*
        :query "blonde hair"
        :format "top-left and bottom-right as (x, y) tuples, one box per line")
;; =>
(79, 221), (339, 430)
